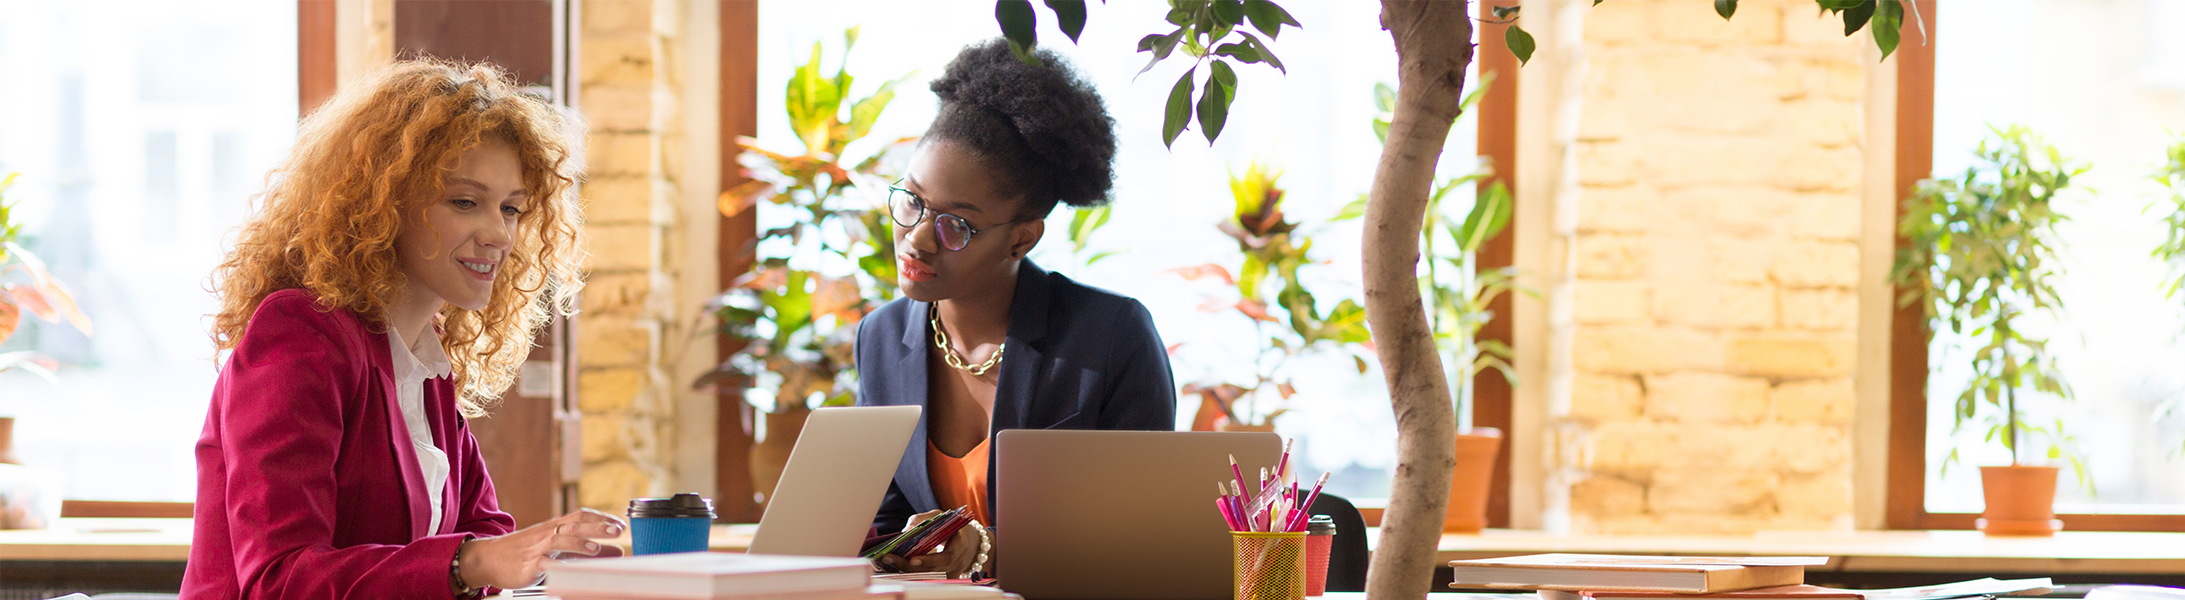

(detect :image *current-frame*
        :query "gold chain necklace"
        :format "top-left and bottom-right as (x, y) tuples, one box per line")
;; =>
(930, 302), (1005, 376)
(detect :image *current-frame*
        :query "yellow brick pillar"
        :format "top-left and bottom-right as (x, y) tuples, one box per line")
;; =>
(1550, 0), (1868, 534)
(575, 0), (688, 513)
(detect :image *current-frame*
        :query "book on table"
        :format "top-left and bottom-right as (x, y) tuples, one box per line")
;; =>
(1446, 554), (1827, 594)
(1539, 585), (1863, 600)
(543, 552), (876, 600)
(551, 585), (906, 600)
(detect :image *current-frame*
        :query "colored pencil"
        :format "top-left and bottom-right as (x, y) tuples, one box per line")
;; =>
(1229, 455), (1250, 501)
(1286, 471), (1331, 532)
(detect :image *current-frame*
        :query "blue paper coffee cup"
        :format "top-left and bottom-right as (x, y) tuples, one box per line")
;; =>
(628, 493), (714, 555)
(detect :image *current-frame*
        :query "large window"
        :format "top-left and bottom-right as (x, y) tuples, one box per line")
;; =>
(0, 1), (296, 502)
(1909, 0), (2185, 523)
(753, 2), (1483, 502)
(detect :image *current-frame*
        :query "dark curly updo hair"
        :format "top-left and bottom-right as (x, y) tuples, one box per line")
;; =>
(926, 38), (1117, 219)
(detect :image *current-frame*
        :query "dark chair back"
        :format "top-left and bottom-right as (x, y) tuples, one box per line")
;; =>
(1306, 492), (1369, 592)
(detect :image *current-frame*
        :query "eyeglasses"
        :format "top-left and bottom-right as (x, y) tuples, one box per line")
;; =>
(887, 183), (1034, 252)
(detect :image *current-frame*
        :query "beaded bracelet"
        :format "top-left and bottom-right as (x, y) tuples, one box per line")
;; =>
(450, 537), (481, 599)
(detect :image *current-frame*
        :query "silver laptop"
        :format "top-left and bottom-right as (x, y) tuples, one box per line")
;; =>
(995, 430), (1283, 600)
(748, 405), (922, 557)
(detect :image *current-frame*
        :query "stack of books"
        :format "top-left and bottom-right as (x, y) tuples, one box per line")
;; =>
(544, 552), (900, 600)
(1446, 554), (1842, 599)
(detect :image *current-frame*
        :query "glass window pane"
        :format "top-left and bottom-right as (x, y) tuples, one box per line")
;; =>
(0, 0), (297, 502)
(1926, 0), (2185, 514)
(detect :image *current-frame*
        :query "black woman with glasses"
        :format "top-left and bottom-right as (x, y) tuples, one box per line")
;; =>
(854, 39), (1177, 579)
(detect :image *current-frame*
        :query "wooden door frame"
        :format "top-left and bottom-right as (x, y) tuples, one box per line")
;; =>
(1474, 0), (1520, 530)
(715, 0), (763, 524)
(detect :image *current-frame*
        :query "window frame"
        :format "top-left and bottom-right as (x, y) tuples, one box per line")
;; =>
(1883, 0), (2185, 533)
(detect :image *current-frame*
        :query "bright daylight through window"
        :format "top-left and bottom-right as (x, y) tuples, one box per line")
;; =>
(753, 1), (1482, 503)
(1924, 0), (2185, 515)
(0, 1), (297, 502)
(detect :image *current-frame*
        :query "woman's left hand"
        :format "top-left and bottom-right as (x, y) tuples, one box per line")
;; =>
(876, 510), (987, 579)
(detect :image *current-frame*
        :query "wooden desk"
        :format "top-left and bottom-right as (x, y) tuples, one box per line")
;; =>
(0, 517), (192, 561)
(16, 521), (2185, 592)
(1425, 529), (2185, 574)
(1415, 529), (2185, 587)
(698, 525), (2185, 578)
(0, 518), (192, 595)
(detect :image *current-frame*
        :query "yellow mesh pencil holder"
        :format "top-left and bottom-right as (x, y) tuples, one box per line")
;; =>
(1230, 531), (1306, 600)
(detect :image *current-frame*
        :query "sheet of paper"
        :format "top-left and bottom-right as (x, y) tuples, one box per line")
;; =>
(1824, 577), (2056, 600)
(1495, 554), (1832, 567)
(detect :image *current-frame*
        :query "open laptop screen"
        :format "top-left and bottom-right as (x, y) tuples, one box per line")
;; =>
(749, 406), (922, 557)
(996, 430), (1282, 600)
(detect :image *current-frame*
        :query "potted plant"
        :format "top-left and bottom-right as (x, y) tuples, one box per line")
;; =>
(1173, 161), (1372, 433)
(1336, 81), (1522, 533)
(2149, 137), (2185, 455)
(697, 29), (913, 505)
(0, 172), (95, 466)
(1891, 125), (2088, 536)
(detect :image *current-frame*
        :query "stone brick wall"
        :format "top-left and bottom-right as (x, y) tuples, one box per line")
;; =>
(1553, 0), (1866, 534)
(575, 0), (690, 513)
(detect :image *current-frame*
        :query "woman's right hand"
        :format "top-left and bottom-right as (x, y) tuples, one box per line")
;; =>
(456, 508), (627, 589)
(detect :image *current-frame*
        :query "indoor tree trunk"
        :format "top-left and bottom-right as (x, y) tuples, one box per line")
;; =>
(1363, 2), (1474, 598)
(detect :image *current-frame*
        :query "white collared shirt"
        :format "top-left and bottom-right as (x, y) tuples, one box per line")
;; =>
(387, 324), (453, 535)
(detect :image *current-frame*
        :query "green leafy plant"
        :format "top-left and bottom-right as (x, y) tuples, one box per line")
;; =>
(1132, 0), (1298, 147)
(2148, 136), (2185, 453)
(1029, 203), (1123, 278)
(697, 29), (912, 413)
(1059, 204), (1120, 266)
(1172, 161), (1371, 427)
(1336, 81), (1522, 431)
(0, 172), (94, 382)
(1723, 0), (1920, 58)
(1890, 125), (2087, 485)
(993, 0), (1311, 148)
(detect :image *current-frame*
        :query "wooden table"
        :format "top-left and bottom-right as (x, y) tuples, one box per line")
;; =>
(0, 518), (193, 595)
(1417, 529), (2185, 587)
(700, 525), (2185, 586)
(28, 520), (2184, 576)
(14, 520), (2185, 593)
(0, 517), (192, 561)
(1426, 529), (2185, 574)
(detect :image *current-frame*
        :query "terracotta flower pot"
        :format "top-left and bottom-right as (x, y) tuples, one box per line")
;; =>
(1191, 395), (1226, 432)
(0, 417), (18, 466)
(748, 408), (812, 507)
(1444, 427), (1502, 533)
(1977, 464), (2061, 536)
(1214, 417), (1276, 433)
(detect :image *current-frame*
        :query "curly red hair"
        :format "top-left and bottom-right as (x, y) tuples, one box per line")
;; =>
(212, 60), (587, 416)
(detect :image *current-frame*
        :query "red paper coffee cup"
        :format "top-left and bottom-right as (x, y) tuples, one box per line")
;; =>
(1305, 516), (1335, 596)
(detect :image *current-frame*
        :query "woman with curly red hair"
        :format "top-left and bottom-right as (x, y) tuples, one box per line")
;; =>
(185, 60), (617, 599)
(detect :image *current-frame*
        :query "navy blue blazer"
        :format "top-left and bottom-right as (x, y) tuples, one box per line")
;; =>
(854, 260), (1177, 532)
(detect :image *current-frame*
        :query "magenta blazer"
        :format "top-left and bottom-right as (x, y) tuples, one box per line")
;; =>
(183, 289), (515, 599)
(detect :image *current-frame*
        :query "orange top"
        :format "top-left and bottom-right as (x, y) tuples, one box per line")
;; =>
(926, 437), (992, 526)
